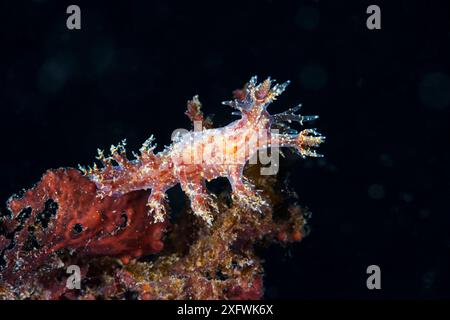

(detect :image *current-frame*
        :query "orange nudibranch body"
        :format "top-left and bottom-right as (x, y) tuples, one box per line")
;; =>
(81, 76), (325, 225)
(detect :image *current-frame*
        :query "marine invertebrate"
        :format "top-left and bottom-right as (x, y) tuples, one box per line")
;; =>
(81, 76), (324, 226)
(0, 76), (323, 299)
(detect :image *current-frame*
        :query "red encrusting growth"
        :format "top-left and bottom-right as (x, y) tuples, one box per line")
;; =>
(1, 168), (166, 283)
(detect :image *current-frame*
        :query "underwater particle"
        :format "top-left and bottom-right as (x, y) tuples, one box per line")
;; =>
(422, 270), (436, 290)
(419, 72), (450, 109)
(295, 5), (320, 31)
(37, 56), (74, 94)
(419, 208), (430, 219)
(400, 192), (413, 203)
(379, 153), (394, 168)
(299, 63), (328, 91)
(90, 40), (116, 74)
(368, 184), (385, 200)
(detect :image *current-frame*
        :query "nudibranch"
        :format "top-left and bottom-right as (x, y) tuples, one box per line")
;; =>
(80, 76), (325, 225)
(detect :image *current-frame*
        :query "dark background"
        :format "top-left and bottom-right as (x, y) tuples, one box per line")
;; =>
(0, 0), (449, 299)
